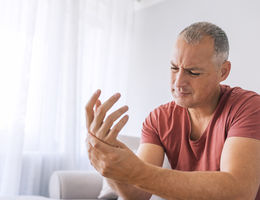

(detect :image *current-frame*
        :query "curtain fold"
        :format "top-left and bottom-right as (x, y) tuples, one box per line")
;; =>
(0, 0), (133, 196)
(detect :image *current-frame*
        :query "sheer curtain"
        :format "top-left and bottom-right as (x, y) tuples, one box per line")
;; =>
(0, 0), (133, 197)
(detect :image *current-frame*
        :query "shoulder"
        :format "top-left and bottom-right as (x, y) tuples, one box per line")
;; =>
(221, 85), (260, 101)
(220, 85), (260, 111)
(220, 85), (260, 140)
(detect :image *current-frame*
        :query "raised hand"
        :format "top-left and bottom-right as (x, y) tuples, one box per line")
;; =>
(85, 89), (129, 146)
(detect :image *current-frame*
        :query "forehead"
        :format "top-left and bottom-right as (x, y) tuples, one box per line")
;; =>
(171, 36), (215, 66)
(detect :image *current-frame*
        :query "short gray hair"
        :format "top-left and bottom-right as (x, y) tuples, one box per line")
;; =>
(179, 22), (229, 66)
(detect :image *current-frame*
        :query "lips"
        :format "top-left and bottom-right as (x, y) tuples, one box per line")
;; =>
(172, 88), (191, 97)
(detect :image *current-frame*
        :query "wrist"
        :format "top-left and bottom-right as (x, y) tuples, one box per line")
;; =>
(129, 158), (154, 187)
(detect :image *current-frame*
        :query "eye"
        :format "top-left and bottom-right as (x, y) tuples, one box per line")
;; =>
(171, 66), (179, 72)
(188, 71), (201, 76)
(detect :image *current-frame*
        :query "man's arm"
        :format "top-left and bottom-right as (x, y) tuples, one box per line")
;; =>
(88, 135), (260, 200)
(106, 143), (165, 200)
(128, 136), (260, 200)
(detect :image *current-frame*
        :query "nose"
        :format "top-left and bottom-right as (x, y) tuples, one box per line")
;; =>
(173, 68), (188, 88)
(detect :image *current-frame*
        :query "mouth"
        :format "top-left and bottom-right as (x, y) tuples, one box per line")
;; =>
(172, 89), (191, 97)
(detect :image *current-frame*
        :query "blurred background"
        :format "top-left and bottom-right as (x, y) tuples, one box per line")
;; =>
(0, 0), (259, 197)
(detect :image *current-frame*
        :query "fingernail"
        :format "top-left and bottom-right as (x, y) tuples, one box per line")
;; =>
(114, 93), (121, 98)
(123, 115), (129, 121)
(95, 89), (101, 94)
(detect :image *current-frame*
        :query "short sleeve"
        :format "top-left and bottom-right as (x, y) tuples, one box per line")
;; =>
(141, 109), (163, 146)
(227, 94), (260, 140)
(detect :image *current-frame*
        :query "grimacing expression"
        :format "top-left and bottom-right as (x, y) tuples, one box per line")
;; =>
(170, 36), (227, 109)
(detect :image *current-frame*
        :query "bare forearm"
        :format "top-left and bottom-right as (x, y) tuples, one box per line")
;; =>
(106, 178), (151, 200)
(134, 163), (246, 200)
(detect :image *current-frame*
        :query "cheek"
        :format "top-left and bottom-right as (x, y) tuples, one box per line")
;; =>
(188, 79), (207, 94)
(192, 78), (216, 95)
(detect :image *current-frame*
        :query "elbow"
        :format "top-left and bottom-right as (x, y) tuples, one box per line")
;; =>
(231, 193), (257, 200)
(236, 190), (258, 200)
(215, 173), (258, 200)
(227, 180), (258, 200)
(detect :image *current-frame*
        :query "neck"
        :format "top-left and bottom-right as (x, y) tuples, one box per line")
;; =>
(188, 85), (221, 121)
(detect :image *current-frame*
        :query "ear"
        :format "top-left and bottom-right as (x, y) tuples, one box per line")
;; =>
(219, 61), (231, 82)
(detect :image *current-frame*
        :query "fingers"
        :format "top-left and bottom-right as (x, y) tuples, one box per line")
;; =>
(95, 99), (101, 112)
(100, 93), (121, 114)
(96, 105), (128, 138)
(107, 115), (129, 140)
(90, 93), (121, 133)
(85, 89), (101, 130)
(111, 115), (129, 138)
(86, 91), (129, 149)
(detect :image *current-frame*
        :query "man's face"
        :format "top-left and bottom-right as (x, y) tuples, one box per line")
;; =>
(170, 36), (222, 109)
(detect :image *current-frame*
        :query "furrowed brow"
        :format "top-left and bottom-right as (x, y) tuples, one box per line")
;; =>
(170, 61), (205, 72)
(170, 61), (178, 67)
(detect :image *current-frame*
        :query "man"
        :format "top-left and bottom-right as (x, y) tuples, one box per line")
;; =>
(86, 22), (260, 199)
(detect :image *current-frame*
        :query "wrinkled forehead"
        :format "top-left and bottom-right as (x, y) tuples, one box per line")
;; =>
(171, 36), (216, 66)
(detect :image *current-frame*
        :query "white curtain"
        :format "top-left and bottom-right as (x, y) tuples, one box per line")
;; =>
(0, 0), (133, 196)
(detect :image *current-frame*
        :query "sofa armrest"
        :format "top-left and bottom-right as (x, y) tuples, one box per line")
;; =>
(49, 170), (103, 199)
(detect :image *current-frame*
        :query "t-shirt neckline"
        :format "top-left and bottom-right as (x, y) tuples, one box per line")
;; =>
(186, 85), (226, 144)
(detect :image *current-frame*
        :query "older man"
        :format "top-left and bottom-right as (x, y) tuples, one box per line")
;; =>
(86, 22), (260, 200)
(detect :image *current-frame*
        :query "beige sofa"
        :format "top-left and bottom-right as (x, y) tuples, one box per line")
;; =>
(0, 196), (51, 200)
(1, 135), (169, 200)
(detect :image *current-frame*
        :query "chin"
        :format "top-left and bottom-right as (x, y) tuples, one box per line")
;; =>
(173, 97), (191, 108)
(172, 94), (192, 108)
(175, 101), (190, 108)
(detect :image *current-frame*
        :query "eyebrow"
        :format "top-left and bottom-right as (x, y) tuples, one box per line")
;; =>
(170, 61), (204, 72)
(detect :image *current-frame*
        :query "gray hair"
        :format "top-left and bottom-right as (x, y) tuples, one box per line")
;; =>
(179, 22), (229, 66)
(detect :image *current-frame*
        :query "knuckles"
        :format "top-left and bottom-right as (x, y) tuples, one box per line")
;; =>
(105, 115), (114, 125)
(112, 126), (120, 133)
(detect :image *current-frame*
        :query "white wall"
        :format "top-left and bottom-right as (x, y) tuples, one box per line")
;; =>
(124, 0), (260, 137)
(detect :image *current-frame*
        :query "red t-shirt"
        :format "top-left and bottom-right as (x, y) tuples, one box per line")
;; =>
(141, 85), (260, 199)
